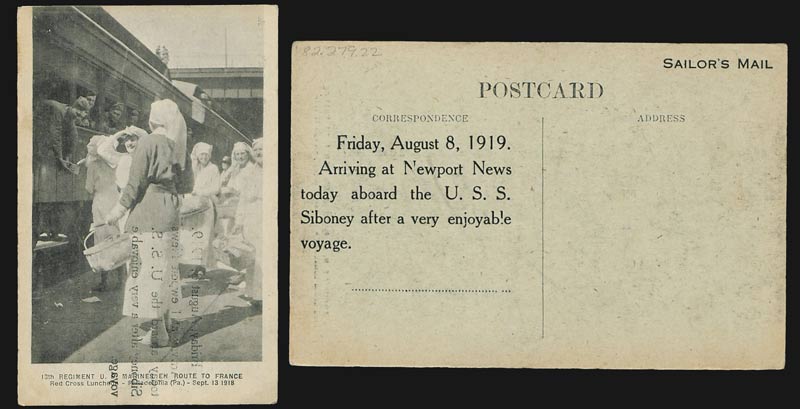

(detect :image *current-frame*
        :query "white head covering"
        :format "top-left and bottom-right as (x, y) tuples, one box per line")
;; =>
(251, 138), (263, 167)
(110, 126), (149, 153)
(84, 135), (112, 194)
(148, 99), (187, 170)
(192, 142), (213, 157)
(121, 126), (149, 140)
(231, 142), (253, 167)
(86, 135), (107, 163)
(191, 142), (213, 172)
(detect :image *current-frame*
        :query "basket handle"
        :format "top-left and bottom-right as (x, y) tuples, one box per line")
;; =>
(83, 229), (96, 251)
(83, 221), (113, 250)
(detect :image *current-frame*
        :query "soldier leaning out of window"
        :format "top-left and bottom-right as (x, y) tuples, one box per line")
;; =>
(78, 90), (97, 129)
(99, 102), (126, 135)
(128, 108), (141, 128)
(33, 96), (91, 174)
(32, 96), (91, 244)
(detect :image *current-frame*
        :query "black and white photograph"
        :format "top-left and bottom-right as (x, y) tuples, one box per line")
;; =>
(19, 5), (277, 404)
(17, 2), (793, 407)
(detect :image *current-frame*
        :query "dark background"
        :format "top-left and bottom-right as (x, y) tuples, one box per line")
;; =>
(13, 0), (796, 406)
(276, 2), (796, 406)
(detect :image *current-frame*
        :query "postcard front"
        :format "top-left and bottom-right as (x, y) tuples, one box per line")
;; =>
(18, 5), (278, 404)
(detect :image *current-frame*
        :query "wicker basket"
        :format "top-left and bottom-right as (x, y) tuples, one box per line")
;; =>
(83, 229), (130, 272)
(180, 195), (211, 217)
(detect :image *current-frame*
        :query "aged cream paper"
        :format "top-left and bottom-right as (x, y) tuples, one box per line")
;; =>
(18, 5), (277, 404)
(290, 42), (786, 369)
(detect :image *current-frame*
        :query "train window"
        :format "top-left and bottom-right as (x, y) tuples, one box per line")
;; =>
(238, 89), (252, 98)
(142, 93), (156, 111)
(75, 60), (99, 89)
(33, 71), (71, 105)
(126, 106), (142, 128)
(126, 88), (142, 110)
(105, 75), (123, 103)
(103, 95), (118, 110)
(124, 85), (143, 128)
(251, 88), (263, 98)
(75, 84), (98, 129)
(95, 95), (127, 134)
(76, 85), (96, 102)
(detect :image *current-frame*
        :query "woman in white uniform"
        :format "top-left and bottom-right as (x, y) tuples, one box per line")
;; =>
(97, 126), (148, 229)
(234, 138), (263, 309)
(217, 142), (253, 235)
(190, 142), (220, 197)
(85, 135), (121, 291)
(180, 142), (220, 275)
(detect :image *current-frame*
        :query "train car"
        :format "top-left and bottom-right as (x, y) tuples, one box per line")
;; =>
(30, 6), (252, 286)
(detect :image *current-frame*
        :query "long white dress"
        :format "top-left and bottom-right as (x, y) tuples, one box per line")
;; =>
(180, 163), (220, 268)
(85, 136), (120, 247)
(193, 163), (220, 197)
(96, 136), (132, 229)
(235, 163), (263, 300)
(217, 162), (251, 234)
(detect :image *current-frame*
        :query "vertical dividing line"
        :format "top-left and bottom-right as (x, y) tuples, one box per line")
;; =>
(541, 117), (545, 339)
